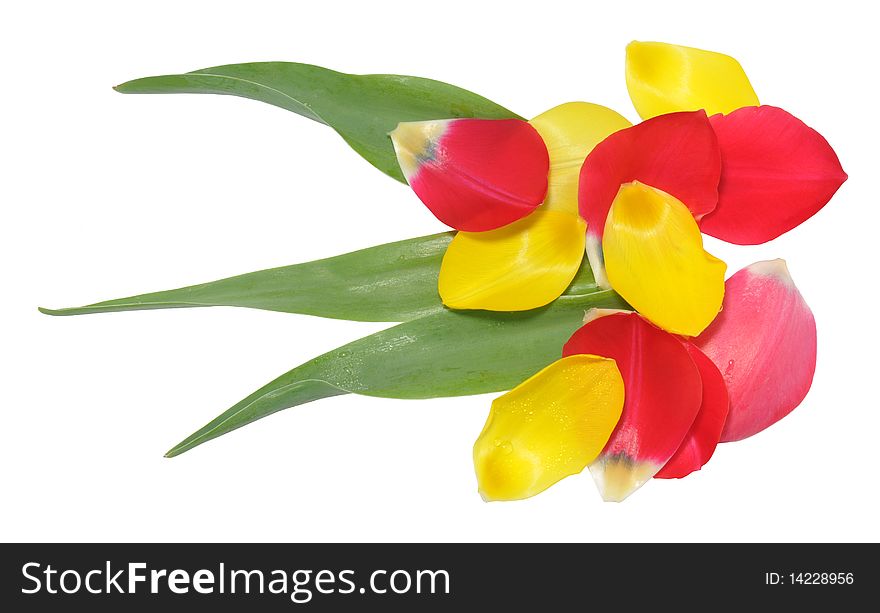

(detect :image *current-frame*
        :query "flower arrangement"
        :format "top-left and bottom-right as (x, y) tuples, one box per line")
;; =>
(43, 41), (845, 502)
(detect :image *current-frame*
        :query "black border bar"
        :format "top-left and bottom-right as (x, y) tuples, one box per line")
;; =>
(2, 543), (875, 610)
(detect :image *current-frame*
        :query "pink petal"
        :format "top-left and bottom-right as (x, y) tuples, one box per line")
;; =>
(694, 260), (817, 441)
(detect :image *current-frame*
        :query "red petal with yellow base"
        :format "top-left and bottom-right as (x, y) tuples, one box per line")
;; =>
(390, 118), (549, 231)
(563, 312), (702, 501)
(701, 106), (847, 245)
(655, 344), (729, 479)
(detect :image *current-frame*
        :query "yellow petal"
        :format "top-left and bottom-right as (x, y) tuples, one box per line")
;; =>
(625, 41), (759, 119)
(530, 102), (632, 214)
(439, 210), (585, 311)
(603, 182), (726, 336)
(474, 354), (625, 501)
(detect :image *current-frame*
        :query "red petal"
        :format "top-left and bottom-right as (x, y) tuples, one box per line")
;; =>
(390, 119), (549, 231)
(701, 106), (847, 244)
(655, 344), (729, 479)
(578, 110), (721, 242)
(563, 312), (702, 500)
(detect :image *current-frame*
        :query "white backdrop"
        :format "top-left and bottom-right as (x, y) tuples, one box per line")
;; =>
(3, 0), (876, 542)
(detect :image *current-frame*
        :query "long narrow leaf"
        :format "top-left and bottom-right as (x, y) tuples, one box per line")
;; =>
(166, 287), (627, 457)
(40, 233), (453, 322)
(40, 233), (601, 323)
(115, 63), (520, 182)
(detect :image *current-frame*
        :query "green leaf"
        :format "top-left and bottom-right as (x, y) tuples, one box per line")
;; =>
(40, 233), (453, 322)
(114, 62), (520, 182)
(39, 232), (600, 323)
(165, 286), (627, 457)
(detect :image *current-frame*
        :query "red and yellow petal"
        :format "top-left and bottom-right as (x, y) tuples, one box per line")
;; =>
(563, 312), (703, 501)
(473, 354), (625, 501)
(701, 106), (848, 245)
(603, 182), (726, 337)
(578, 110), (721, 280)
(529, 102), (631, 215)
(625, 41), (759, 120)
(655, 344), (729, 479)
(694, 260), (817, 442)
(438, 210), (585, 311)
(390, 118), (549, 231)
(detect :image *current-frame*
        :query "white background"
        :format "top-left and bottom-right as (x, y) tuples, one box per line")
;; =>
(2, 0), (877, 542)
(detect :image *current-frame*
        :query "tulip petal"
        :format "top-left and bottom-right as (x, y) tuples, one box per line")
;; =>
(701, 106), (848, 244)
(578, 111), (720, 283)
(694, 260), (817, 442)
(625, 41), (759, 120)
(530, 102), (632, 215)
(474, 354), (625, 501)
(439, 210), (586, 311)
(563, 312), (703, 501)
(655, 344), (729, 479)
(603, 182), (726, 336)
(390, 118), (549, 231)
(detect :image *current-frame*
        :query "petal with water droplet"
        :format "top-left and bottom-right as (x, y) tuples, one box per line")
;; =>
(694, 259), (817, 441)
(563, 312), (702, 501)
(473, 354), (624, 501)
(655, 344), (729, 479)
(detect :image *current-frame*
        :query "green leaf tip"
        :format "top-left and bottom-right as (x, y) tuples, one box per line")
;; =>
(35, 233), (455, 323)
(165, 287), (627, 457)
(38, 232), (604, 323)
(164, 378), (347, 458)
